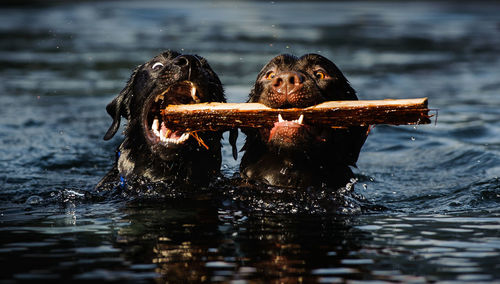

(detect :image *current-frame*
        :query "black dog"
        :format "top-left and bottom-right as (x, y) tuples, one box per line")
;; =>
(240, 54), (368, 189)
(97, 50), (225, 189)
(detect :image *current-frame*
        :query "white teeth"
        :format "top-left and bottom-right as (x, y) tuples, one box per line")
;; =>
(278, 114), (284, 122)
(297, 114), (304, 124)
(151, 120), (190, 145)
(152, 118), (159, 130)
(159, 135), (188, 144)
(152, 119), (160, 136)
(178, 133), (190, 142)
(158, 133), (190, 145)
(277, 114), (304, 124)
(187, 81), (200, 103)
(191, 85), (200, 103)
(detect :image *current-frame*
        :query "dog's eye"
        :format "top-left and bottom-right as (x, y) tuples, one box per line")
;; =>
(265, 71), (276, 80)
(313, 70), (327, 80)
(152, 62), (164, 70)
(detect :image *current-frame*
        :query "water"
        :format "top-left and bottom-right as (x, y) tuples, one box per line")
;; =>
(1, 0), (499, 282)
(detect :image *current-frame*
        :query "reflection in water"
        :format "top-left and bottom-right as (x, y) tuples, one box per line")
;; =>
(0, 198), (499, 282)
(109, 203), (500, 282)
(115, 200), (222, 282)
(115, 200), (370, 282)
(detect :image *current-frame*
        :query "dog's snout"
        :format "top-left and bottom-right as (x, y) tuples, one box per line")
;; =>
(271, 71), (304, 96)
(173, 55), (200, 68)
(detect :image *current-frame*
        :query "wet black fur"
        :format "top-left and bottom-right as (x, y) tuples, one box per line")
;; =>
(240, 54), (368, 189)
(97, 50), (225, 189)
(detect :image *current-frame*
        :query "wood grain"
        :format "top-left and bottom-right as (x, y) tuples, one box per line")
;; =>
(160, 98), (431, 131)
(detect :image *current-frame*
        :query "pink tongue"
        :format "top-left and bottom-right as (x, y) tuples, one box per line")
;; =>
(159, 123), (167, 137)
(160, 122), (182, 139)
(269, 122), (302, 143)
(273, 120), (302, 128)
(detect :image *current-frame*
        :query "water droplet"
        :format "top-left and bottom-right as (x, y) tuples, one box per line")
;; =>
(26, 195), (43, 205)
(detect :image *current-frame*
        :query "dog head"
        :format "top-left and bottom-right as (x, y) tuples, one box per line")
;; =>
(250, 53), (356, 107)
(248, 53), (359, 149)
(240, 54), (367, 188)
(104, 50), (225, 184)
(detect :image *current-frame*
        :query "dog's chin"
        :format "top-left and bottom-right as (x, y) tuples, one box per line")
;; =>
(142, 81), (201, 149)
(263, 114), (327, 150)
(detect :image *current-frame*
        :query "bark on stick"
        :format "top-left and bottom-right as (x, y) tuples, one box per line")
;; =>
(160, 98), (431, 131)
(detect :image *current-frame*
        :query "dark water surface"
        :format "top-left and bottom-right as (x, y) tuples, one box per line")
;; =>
(1, 1), (500, 282)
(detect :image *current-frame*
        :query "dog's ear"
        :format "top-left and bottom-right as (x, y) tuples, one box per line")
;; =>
(103, 65), (141, 140)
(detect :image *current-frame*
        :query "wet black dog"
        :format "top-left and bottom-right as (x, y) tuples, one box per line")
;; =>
(240, 54), (368, 189)
(97, 50), (225, 189)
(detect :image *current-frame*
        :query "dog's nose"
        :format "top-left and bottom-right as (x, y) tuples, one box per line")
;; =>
(173, 55), (200, 68)
(271, 71), (304, 97)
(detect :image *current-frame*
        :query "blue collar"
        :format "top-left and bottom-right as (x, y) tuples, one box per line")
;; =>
(119, 175), (126, 189)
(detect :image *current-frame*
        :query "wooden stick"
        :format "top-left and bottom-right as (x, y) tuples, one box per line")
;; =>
(160, 98), (431, 131)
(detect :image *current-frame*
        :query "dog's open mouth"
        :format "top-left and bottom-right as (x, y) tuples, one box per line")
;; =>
(144, 81), (200, 147)
(267, 113), (330, 147)
(268, 114), (307, 144)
